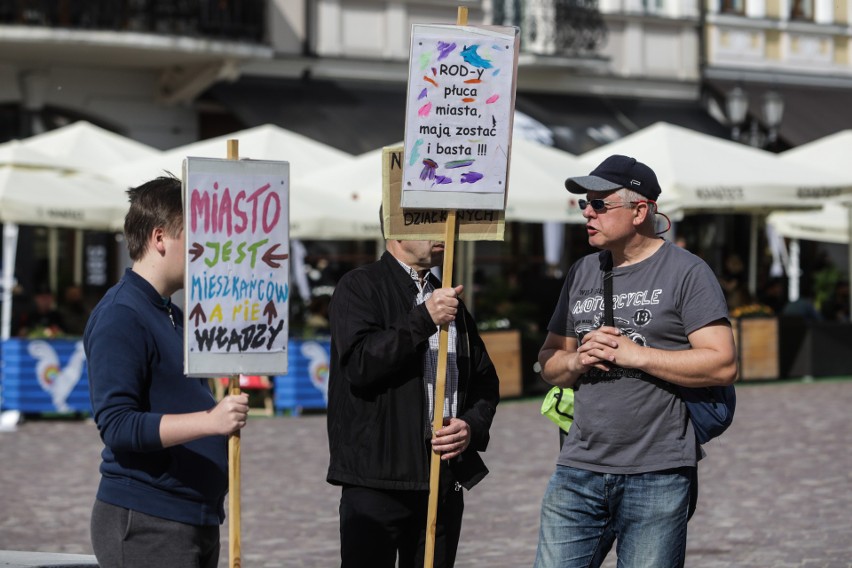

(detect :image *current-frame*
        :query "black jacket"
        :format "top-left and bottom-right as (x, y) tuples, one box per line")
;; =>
(326, 252), (500, 491)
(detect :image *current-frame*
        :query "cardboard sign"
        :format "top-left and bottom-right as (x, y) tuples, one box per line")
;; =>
(183, 157), (290, 377)
(382, 146), (504, 241)
(402, 24), (519, 211)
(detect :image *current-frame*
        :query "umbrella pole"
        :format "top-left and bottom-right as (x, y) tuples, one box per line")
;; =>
(788, 239), (800, 302)
(748, 214), (758, 298)
(1, 222), (19, 341)
(848, 205), (852, 314)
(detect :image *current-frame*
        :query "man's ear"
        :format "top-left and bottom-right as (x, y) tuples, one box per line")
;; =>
(151, 227), (167, 255)
(633, 202), (651, 226)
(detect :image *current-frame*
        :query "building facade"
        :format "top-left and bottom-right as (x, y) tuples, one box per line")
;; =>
(2, 0), (851, 342)
(703, 0), (852, 147)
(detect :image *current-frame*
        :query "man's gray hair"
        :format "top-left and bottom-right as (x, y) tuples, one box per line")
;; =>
(615, 188), (658, 229)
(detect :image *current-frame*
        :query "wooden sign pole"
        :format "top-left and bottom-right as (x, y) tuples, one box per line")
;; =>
(423, 10), (466, 567)
(423, 210), (458, 568)
(226, 139), (242, 568)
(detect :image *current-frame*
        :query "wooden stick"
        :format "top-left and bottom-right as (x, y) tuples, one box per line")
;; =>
(226, 139), (242, 568)
(423, 210), (458, 568)
(457, 5), (468, 25)
(424, 8), (466, 567)
(228, 375), (241, 568)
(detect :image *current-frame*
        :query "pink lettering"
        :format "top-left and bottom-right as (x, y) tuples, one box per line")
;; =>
(191, 182), (279, 235)
(217, 188), (233, 237)
(190, 189), (211, 233)
(262, 192), (281, 233)
(234, 191), (248, 234)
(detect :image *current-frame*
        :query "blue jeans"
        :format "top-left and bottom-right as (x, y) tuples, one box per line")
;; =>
(534, 465), (692, 568)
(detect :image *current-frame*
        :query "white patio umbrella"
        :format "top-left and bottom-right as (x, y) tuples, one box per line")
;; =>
(0, 140), (80, 172)
(0, 124), (159, 339)
(107, 124), (353, 189)
(18, 120), (161, 174)
(292, 135), (590, 234)
(581, 122), (852, 297)
(580, 122), (852, 216)
(291, 136), (592, 310)
(505, 136), (591, 224)
(0, 159), (128, 340)
(781, 130), (852, 180)
(778, 130), (852, 305)
(290, 145), (389, 240)
(767, 202), (850, 245)
(0, 167), (127, 231)
(766, 200), (852, 303)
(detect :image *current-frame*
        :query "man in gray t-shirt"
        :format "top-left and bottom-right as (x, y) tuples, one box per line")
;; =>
(534, 155), (737, 568)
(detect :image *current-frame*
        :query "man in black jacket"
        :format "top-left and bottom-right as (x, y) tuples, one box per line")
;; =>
(327, 234), (500, 568)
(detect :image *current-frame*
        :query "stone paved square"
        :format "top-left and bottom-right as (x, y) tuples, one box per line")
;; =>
(1, 379), (851, 567)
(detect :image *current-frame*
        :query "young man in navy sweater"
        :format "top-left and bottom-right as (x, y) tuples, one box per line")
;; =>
(85, 176), (249, 568)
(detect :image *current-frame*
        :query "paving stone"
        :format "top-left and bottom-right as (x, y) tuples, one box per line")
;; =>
(0, 379), (850, 566)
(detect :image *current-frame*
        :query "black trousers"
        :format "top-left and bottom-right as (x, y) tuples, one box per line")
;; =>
(339, 469), (464, 568)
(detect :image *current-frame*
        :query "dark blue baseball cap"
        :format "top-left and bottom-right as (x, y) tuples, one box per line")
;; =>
(565, 155), (661, 201)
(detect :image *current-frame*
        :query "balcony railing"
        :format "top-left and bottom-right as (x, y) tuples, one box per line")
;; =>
(0, 0), (266, 43)
(493, 0), (608, 56)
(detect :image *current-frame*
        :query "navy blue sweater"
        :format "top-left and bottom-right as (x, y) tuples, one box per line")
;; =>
(85, 268), (228, 526)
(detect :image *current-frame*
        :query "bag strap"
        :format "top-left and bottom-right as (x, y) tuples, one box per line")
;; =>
(600, 251), (614, 326)
(552, 389), (574, 419)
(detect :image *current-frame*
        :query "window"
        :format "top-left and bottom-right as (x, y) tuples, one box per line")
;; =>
(790, 0), (814, 19)
(720, 0), (746, 14)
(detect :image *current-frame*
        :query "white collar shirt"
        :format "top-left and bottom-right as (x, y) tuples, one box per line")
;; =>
(395, 259), (459, 435)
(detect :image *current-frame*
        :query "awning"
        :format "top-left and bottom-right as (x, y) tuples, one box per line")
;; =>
(513, 92), (730, 154)
(706, 80), (852, 148)
(206, 77), (406, 155)
(206, 77), (729, 155)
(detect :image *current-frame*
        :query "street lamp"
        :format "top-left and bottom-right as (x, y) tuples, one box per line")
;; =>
(725, 86), (749, 142)
(723, 86), (786, 301)
(762, 90), (785, 146)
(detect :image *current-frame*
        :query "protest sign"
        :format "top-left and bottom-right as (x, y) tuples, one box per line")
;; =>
(402, 23), (519, 211)
(381, 145), (505, 241)
(183, 157), (290, 377)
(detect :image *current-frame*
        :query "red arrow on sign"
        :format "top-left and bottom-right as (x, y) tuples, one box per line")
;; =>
(189, 242), (204, 262)
(262, 243), (289, 269)
(189, 303), (207, 326)
(263, 301), (278, 325)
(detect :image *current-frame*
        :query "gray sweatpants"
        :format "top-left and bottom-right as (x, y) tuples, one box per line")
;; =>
(90, 499), (220, 568)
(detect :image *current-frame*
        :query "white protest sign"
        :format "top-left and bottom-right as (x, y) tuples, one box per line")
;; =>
(183, 157), (290, 377)
(402, 24), (520, 211)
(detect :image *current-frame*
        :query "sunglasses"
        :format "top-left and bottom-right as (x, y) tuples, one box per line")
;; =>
(578, 199), (655, 212)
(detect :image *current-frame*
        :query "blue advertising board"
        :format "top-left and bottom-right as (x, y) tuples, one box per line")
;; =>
(273, 338), (330, 414)
(1, 338), (91, 414)
(1, 337), (331, 416)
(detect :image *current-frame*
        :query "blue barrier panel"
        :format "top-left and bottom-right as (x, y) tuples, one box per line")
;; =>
(1, 337), (334, 416)
(273, 338), (330, 414)
(1, 338), (91, 414)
